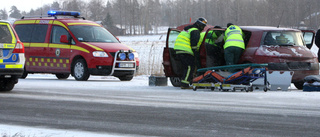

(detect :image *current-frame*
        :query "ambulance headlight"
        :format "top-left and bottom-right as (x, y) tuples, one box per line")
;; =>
(93, 51), (108, 57)
(128, 53), (135, 60)
(118, 52), (126, 60)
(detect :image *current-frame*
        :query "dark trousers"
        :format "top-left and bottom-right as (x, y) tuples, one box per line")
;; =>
(318, 50), (320, 62)
(224, 46), (244, 72)
(206, 43), (223, 67)
(177, 53), (195, 87)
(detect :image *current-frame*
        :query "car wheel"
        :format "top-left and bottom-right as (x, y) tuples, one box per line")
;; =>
(118, 75), (134, 81)
(56, 74), (70, 79)
(293, 82), (304, 90)
(170, 77), (181, 87)
(0, 78), (17, 92)
(72, 59), (90, 81)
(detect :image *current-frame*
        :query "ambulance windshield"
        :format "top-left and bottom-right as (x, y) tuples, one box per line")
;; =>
(69, 26), (119, 43)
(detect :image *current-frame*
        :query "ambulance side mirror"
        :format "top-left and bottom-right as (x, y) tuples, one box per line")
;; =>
(60, 35), (69, 43)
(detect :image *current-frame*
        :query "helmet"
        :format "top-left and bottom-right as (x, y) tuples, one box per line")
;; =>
(195, 17), (207, 30)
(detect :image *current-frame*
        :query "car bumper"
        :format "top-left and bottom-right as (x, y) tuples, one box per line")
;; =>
(88, 65), (139, 76)
(0, 68), (24, 78)
(268, 62), (319, 82)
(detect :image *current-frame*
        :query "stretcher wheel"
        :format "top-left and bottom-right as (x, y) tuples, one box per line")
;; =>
(211, 87), (215, 91)
(193, 86), (197, 91)
(246, 86), (253, 92)
(263, 87), (268, 92)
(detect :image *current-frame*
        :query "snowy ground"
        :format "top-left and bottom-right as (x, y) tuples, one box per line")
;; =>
(1, 34), (320, 137)
(1, 74), (320, 137)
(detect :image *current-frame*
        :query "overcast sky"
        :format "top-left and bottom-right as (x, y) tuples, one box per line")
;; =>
(1, 0), (55, 12)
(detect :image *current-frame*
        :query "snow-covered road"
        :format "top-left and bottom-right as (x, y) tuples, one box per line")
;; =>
(0, 74), (319, 136)
(1, 34), (320, 136)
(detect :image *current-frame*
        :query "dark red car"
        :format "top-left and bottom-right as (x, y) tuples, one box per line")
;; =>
(163, 25), (319, 89)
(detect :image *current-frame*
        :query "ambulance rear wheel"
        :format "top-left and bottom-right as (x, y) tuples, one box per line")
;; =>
(56, 74), (70, 79)
(73, 59), (90, 81)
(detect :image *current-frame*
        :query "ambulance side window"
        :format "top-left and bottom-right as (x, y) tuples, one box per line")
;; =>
(31, 25), (48, 43)
(51, 26), (71, 44)
(15, 24), (48, 43)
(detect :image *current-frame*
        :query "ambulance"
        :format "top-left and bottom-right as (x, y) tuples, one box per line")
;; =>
(13, 11), (139, 81)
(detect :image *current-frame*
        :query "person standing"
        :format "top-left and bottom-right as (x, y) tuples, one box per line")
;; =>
(223, 23), (245, 71)
(205, 26), (224, 67)
(315, 29), (320, 62)
(174, 17), (207, 89)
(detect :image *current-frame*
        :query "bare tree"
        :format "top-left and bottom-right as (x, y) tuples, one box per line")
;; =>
(17, 0), (320, 34)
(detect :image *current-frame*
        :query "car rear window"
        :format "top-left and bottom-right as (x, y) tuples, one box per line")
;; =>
(0, 24), (13, 43)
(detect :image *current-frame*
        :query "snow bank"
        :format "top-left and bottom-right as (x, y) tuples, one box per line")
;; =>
(119, 35), (166, 76)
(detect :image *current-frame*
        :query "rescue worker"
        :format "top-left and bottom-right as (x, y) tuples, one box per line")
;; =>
(205, 26), (224, 67)
(315, 29), (320, 61)
(194, 31), (206, 69)
(223, 23), (245, 72)
(174, 17), (207, 89)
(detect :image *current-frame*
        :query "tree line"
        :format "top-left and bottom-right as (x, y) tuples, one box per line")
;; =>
(1, 0), (320, 35)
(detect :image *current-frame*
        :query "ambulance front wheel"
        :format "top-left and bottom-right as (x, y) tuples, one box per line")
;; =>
(118, 75), (134, 81)
(73, 58), (90, 81)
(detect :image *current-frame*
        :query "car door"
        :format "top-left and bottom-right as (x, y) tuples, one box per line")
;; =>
(301, 30), (315, 49)
(162, 28), (182, 77)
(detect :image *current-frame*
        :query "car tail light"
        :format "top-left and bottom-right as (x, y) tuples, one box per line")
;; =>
(12, 41), (25, 53)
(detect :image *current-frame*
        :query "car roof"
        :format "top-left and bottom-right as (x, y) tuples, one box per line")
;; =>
(0, 20), (10, 23)
(240, 26), (300, 32)
(14, 18), (102, 28)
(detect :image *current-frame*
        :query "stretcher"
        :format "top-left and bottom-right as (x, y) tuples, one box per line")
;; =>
(192, 64), (269, 92)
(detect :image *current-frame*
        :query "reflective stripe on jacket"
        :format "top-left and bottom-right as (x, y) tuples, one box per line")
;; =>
(174, 28), (199, 55)
(196, 32), (206, 51)
(223, 25), (245, 49)
(205, 31), (219, 46)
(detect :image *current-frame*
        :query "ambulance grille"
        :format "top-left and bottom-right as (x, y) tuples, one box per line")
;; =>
(109, 52), (115, 57)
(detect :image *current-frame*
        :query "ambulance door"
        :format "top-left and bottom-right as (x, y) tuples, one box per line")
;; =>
(47, 25), (71, 73)
(26, 23), (49, 72)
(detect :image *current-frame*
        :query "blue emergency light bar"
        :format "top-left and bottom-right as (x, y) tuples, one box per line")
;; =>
(48, 11), (80, 17)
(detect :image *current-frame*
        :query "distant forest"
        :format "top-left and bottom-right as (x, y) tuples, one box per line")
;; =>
(1, 0), (320, 35)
